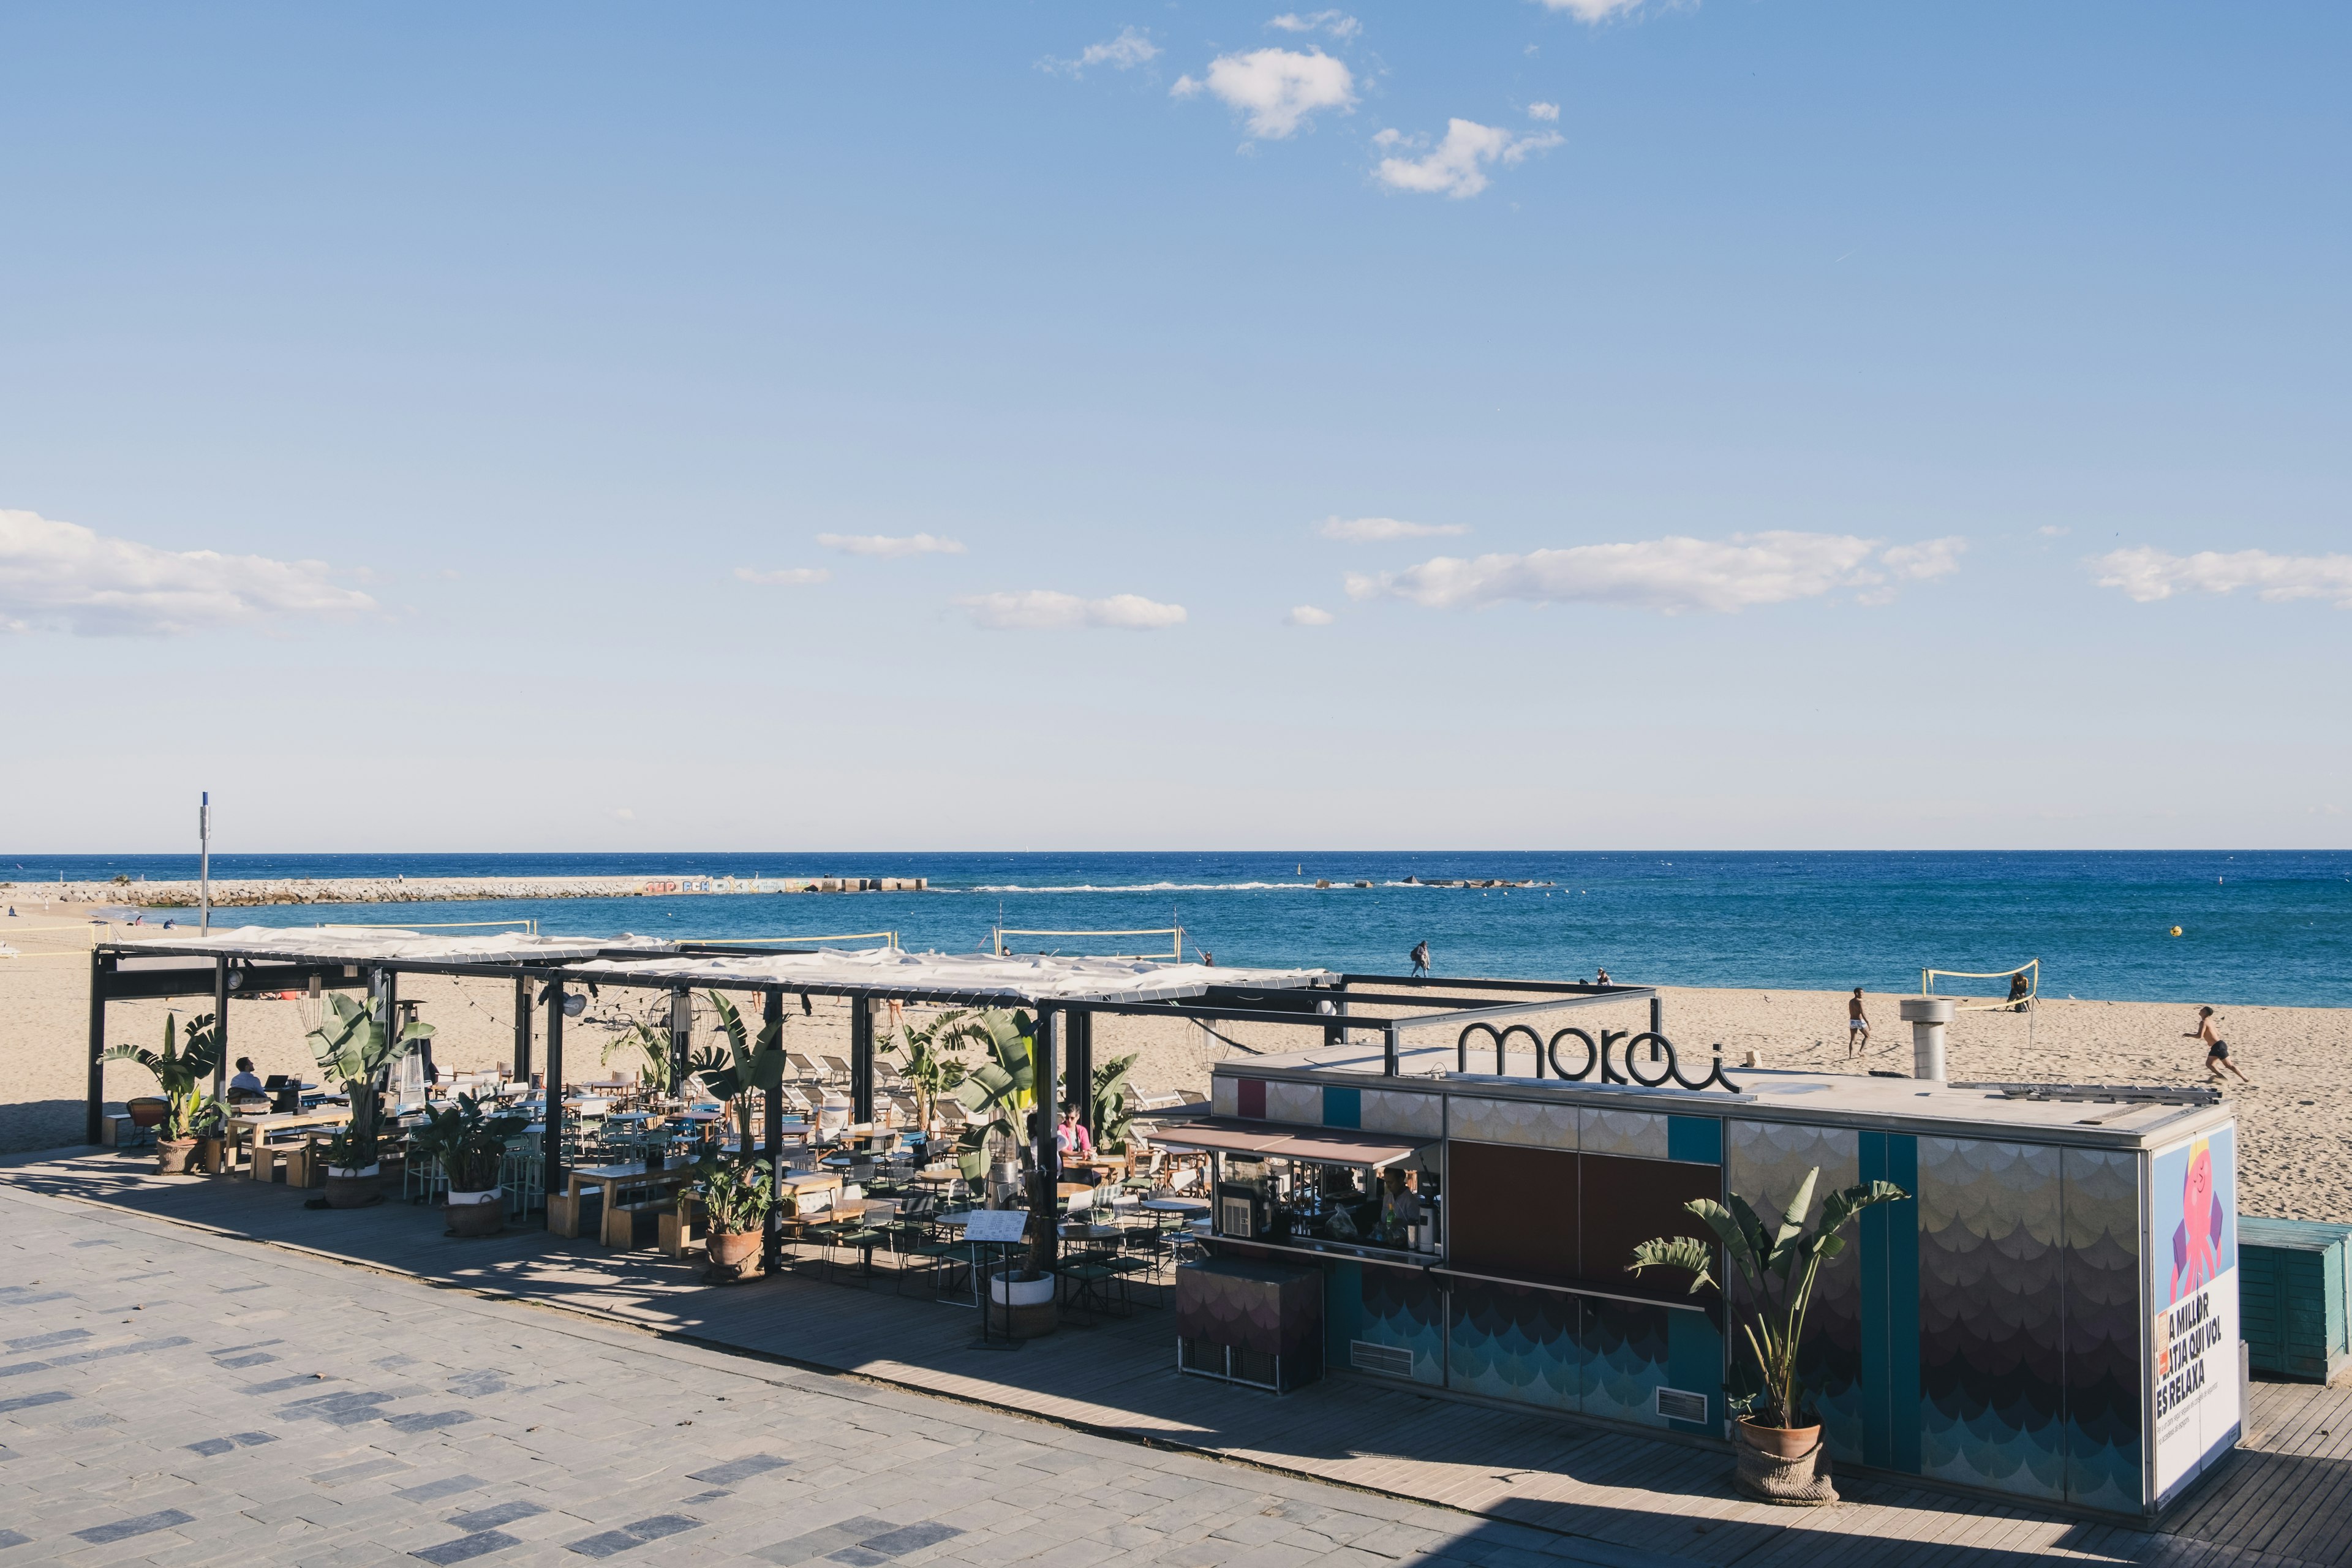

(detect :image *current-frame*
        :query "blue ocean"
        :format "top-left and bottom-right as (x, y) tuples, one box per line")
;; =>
(7, 851), (2348, 1009)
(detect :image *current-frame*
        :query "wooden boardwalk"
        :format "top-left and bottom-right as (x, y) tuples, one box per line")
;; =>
(9, 1147), (2351, 1568)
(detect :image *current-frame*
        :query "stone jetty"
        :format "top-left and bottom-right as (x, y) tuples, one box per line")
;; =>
(6, 873), (929, 908)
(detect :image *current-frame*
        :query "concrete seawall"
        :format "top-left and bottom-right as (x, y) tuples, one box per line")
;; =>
(5, 874), (930, 908)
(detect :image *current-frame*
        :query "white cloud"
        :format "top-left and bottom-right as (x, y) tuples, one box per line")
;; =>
(733, 565), (831, 586)
(1268, 10), (1361, 40)
(1172, 48), (1355, 140)
(1317, 515), (1471, 543)
(1539, 0), (1656, 21)
(0, 507), (377, 636)
(1527, 102), (1561, 121)
(2091, 546), (2352, 608)
(956, 590), (1188, 631)
(1286, 605), (1335, 626)
(610, 807), (635, 822)
(816, 532), (966, 558)
(1344, 532), (1966, 615)
(1040, 26), (1160, 77)
(2038, 524), (2070, 537)
(1373, 119), (1563, 198)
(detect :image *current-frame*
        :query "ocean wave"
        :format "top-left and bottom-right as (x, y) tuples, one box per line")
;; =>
(960, 881), (1336, 894)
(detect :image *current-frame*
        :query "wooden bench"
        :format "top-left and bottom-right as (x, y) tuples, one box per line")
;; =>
(659, 1194), (706, 1259)
(601, 1199), (669, 1251)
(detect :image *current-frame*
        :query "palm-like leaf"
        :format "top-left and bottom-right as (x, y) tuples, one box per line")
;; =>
(1627, 1164), (1910, 1430)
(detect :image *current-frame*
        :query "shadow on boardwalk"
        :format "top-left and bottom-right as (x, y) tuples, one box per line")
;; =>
(8, 1146), (2348, 1568)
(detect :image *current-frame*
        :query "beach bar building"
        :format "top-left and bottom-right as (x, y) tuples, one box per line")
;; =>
(80, 932), (2241, 1524)
(1159, 1027), (2242, 1524)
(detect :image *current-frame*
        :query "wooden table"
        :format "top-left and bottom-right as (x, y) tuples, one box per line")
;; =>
(550, 1161), (695, 1238)
(226, 1109), (349, 1179)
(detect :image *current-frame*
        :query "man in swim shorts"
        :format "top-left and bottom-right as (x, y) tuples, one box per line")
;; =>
(2187, 1006), (2249, 1085)
(1847, 988), (1869, 1057)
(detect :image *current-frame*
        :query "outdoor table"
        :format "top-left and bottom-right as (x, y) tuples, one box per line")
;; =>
(550, 1161), (693, 1238)
(226, 1109), (349, 1178)
(1140, 1197), (1209, 1215)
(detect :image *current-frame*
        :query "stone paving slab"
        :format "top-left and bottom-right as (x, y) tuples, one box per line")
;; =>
(0, 1185), (1697, 1568)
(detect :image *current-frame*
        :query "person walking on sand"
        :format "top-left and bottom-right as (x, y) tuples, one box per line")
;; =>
(2187, 1006), (2249, 1085)
(1847, 989), (1870, 1058)
(1409, 941), (1431, 978)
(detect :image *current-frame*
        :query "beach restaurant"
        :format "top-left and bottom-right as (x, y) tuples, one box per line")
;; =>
(80, 930), (2239, 1523)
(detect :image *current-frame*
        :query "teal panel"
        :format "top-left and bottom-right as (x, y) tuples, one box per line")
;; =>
(1324, 1259), (1364, 1369)
(1858, 1130), (1922, 1474)
(1667, 1115), (1722, 1165)
(1323, 1086), (1362, 1130)
(1664, 1310), (1725, 1434)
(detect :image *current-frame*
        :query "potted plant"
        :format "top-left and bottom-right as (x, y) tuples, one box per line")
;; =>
(102, 1012), (224, 1174)
(944, 1011), (1061, 1337)
(191, 1098), (228, 1174)
(883, 1008), (976, 1137)
(693, 1154), (772, 1276)
(1630, 1165), (1907, 1505)
(304, 992), (434, 1208)
(410, 1092), (529, 1237)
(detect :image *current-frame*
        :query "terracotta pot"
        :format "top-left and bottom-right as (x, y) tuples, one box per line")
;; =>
(1737, 1418), (1823, 1462)
(324, 1164), (383, 1209)
(445, 1188), (505, 1237)
(156, 1137), (198, 1175)
(707, 1230), (763, 1271)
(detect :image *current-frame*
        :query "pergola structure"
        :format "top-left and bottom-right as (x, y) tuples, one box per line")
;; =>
(85, 928), (1660, 1278)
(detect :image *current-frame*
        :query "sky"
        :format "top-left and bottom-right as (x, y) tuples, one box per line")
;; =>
(2, 2), (2348, 853)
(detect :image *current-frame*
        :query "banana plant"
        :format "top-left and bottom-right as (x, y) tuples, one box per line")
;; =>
(602, 1017), (677, 1096)
(1629, 1166), (1908, 1430)
(1089, 1052), (1139, 1154)
(305, 992), (434, 1169)
(949, 1009), (1038, 1181)
(882, 1008), (980, 1136)
(102, 1011), (224, 1141)
(689, 990), (786, 1154)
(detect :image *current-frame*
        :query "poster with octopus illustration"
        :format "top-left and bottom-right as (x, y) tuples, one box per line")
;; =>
(2148, 1124), (2240, 1506)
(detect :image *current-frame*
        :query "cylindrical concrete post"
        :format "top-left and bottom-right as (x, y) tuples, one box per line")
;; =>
(1899, 997), (1954, 1081)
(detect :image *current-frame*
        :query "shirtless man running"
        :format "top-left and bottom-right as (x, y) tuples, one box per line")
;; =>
(2187, 1006), (2249, 1086)
(1847, 989), (1870, 1058)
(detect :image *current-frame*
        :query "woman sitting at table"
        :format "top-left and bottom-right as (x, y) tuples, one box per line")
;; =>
(1055, 1102), (1095, 1169)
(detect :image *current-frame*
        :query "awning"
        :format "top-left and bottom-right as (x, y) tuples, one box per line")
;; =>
(1144, 1118), (1430, 1170)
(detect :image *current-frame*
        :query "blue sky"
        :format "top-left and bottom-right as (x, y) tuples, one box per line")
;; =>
(3, 2), (2346, 853)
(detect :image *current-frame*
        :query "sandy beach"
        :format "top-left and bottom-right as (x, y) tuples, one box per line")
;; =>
(6, 924), (2340, 1220)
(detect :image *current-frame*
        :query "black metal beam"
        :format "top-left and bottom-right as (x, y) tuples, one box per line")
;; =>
(212, 957), (230, 1105)
(1341, 973), (1649, 997)
(762, 987), (785, 1282)
(1031, 1009), (1059, 1278)
(85, 950), (110, 1144)
(1074, 1000), (1402, 1030)
(543, 981), (566, 1219)
(91, 960), (371, 1002)
(850, 997), (873, 1124)
(513, 974), (532, 1081)
(1068, 1009), (1093, 1135)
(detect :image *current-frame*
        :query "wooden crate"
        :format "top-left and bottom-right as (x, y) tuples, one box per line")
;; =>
(2242, 1216), (2351, 1382)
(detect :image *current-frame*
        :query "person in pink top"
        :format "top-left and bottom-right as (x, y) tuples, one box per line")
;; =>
(1056, 1102), (1095, 1161)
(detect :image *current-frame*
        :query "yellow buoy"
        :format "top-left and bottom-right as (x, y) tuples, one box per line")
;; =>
(2169, 925), (2183, 937)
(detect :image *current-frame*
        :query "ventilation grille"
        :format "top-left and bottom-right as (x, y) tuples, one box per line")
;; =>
(1655, 1387), (1708, 1424)
(1351, 1340), (1414, 1378)
(1219, 1195), (1255, 1238)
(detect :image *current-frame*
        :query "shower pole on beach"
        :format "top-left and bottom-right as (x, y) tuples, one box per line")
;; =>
(197, 791), (211, 935)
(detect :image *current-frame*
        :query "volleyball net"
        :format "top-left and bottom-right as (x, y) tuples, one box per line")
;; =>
(992, 925), (1184, 961)
(1921, 958), (2040, 1011)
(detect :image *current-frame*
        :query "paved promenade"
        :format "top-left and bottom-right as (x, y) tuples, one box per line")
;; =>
(0, 1183), (1663, 1568)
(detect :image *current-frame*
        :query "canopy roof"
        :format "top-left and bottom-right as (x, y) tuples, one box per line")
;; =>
(1145, 1117), (1431, 1169)
(122, 928), (1330, 1005)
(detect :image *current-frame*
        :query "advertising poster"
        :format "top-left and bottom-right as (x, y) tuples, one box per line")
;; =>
(2149, 1125), (2239, 1506)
